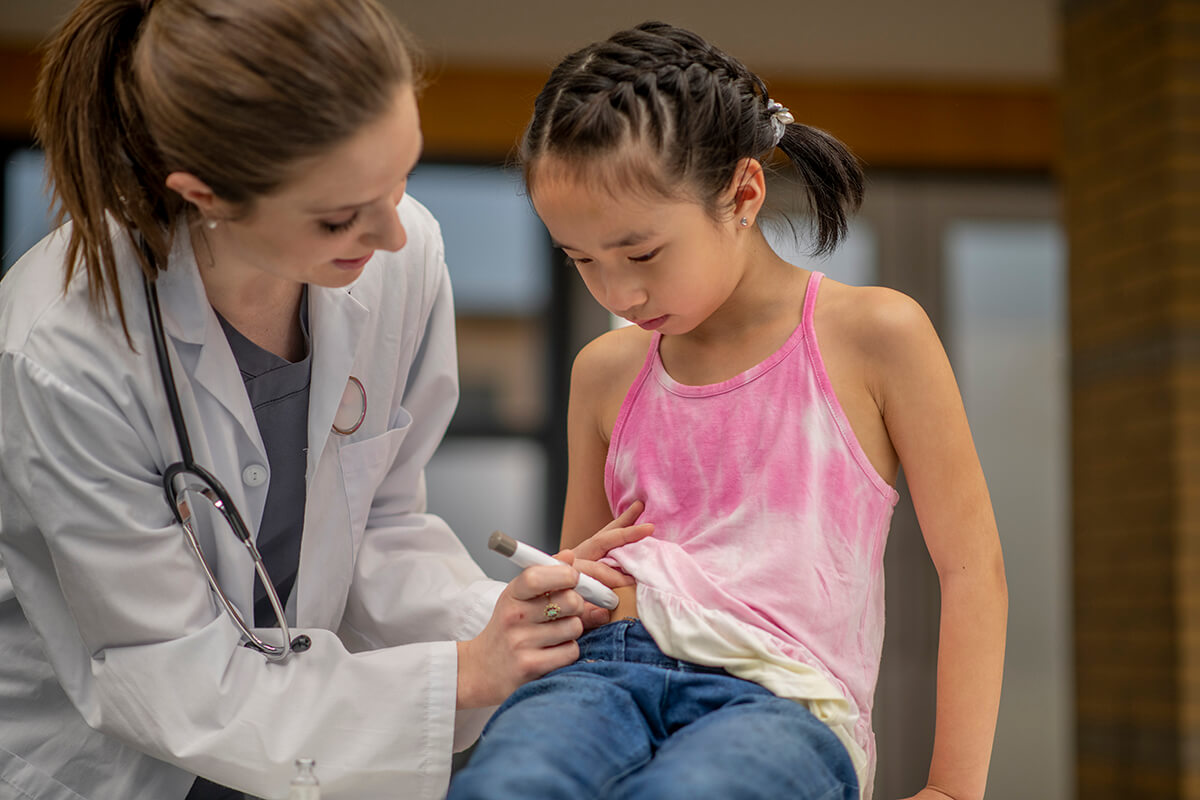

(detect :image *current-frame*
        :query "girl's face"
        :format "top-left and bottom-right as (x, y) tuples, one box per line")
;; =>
(530, 163), (743, 337)
(203, 84), (423, 288)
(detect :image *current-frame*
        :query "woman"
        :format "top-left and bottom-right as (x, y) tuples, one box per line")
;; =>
(0, 1), (647, 798)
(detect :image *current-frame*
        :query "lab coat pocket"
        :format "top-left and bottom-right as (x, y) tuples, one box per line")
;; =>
(338, 409), (413, 550)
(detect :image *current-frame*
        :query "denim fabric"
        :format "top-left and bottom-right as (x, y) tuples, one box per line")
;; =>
(447, 620), (857, 800)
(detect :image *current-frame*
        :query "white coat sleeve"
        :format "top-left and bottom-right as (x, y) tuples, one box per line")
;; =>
(0, 348), (487, 800)
(337, 228), (506, 749)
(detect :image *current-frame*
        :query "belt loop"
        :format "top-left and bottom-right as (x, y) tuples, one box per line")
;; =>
(615, 617), (631, 662)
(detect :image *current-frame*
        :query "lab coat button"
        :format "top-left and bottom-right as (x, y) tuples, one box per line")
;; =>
(242, 464), (268, 487)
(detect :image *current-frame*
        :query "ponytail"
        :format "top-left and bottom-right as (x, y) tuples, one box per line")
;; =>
(33, 0), (417, 346)
(35, 0), (172, 340)
(773, 122), (865, 257)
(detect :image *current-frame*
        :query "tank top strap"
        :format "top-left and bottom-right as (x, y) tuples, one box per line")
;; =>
(802, 270), (825, 337)
(645, 332), (664, 370)
(604, 331), (664, 505)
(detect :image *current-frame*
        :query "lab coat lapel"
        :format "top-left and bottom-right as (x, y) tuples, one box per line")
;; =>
(154, 237), (265, 457)
(152, 234), (265, 615)
(305, 283), (369, 480)
(299, 280), (369, 627)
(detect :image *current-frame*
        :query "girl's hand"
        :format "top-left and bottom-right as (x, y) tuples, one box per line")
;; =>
(456, 563), (586, 709)
(554, 501), (653, 628)
(556, 500), (652, 584)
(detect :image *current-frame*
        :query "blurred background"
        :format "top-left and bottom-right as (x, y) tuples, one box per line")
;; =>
(1, 2), (1193, 798)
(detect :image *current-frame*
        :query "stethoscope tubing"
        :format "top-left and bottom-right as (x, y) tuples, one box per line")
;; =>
(142, 266), (308, 662)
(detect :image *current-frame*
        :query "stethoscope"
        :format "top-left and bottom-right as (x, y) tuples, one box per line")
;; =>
(140, 242), (367, 662)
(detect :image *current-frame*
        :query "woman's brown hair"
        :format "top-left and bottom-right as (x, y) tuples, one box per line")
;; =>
(34, 0), (418, 341)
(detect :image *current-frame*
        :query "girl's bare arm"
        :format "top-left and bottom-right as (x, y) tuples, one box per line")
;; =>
(867, 290), (1008, 800)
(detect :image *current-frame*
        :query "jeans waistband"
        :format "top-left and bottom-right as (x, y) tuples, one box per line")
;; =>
(576, 619), (728, 674)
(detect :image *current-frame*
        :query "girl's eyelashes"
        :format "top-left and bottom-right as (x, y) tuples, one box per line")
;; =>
(561, 248), (659, 266)
(319, 211), (360, 234)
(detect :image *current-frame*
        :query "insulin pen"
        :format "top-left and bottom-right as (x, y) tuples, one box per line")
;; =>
(488, 531), (620, 610)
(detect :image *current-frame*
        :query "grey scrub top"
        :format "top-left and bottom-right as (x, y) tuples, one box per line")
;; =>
(216, 289), (312, 627)
(189, 297), (311, 800)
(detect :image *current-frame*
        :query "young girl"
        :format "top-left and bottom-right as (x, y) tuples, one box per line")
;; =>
(0, 1), (647, 798)
(448, 22), (1007, 800)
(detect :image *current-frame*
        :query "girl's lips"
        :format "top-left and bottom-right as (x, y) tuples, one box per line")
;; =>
(334, 253), (372, 270)
(636, 315), (668, 331)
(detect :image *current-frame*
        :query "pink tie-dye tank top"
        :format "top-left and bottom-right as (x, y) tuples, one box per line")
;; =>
(603, 271), (898, 795)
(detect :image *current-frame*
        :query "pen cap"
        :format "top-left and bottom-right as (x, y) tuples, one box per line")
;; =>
(488, 531), (517, 558)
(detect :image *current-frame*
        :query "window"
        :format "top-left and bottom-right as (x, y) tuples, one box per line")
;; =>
(2, 146), (53, 277)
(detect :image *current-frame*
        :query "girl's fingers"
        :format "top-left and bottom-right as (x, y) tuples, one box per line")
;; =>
(573, 559), (636, 589)
(570, 521), (654, 563)
(602, 500), (644, 531)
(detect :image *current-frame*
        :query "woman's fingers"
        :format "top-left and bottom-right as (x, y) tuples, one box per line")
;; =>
(515, 638), (581, 681)
(529, 615), (585, 646)
(583, 606), (612, 629)
(553, 547), (635, 590)
(532, 588), (584, 623)
(457, 565), (590, 708)
(507, 563), (578, 601)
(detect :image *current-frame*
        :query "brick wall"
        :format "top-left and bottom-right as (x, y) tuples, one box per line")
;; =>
(1063, 0), (1200, 796)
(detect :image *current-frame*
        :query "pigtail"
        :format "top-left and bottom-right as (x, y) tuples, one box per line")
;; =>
(773, 122), (865, 257)
(35, 0), (172, 341)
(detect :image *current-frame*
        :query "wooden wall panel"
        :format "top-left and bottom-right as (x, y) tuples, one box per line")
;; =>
(0, 46), (1055, 171)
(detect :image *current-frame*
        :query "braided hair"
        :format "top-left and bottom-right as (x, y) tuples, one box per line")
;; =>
(520, 21), (863, 256)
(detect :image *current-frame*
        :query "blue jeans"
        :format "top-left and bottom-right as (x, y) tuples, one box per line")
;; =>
(447, 620), (858, 800)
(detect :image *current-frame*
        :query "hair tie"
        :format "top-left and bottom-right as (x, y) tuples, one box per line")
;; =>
(766, 99), (794, 146)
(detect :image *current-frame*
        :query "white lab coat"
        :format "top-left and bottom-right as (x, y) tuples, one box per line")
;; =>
(0, 196), (505, 799)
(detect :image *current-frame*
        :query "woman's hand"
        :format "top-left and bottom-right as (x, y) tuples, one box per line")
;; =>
(456, 562), (586, 709)
(456, 503), (653, 707)
(555, 501), (653, 628)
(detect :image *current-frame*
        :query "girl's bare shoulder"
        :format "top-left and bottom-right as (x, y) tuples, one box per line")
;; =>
(571, 324), (655, 387)
(569, 325), (655, 438)
(815, 277), (938, 363)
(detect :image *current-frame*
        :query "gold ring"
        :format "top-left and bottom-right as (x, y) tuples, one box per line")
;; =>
(544, 601), (562, 621)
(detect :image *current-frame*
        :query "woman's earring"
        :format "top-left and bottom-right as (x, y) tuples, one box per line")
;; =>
(205, 218), (219, 230)
(739, 217), (749, 228)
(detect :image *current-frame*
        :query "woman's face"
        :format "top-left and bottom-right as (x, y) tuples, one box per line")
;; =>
(204, 83), (423, 289)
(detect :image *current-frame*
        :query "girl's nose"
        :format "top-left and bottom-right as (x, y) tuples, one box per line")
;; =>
(605, 278), (647, 317)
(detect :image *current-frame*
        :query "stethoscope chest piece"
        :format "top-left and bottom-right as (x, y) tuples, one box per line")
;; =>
(332, 376), (366, 435)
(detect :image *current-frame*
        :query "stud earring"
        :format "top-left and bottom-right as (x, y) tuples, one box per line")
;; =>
(739, 217), (749, 227)
(205, 218), (218, 230)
